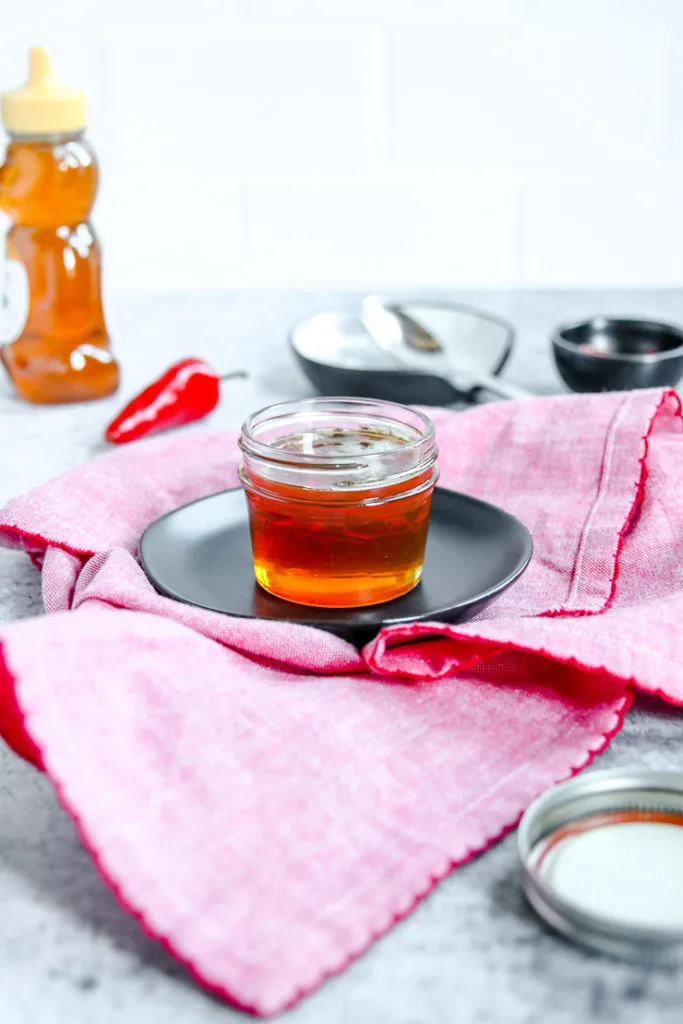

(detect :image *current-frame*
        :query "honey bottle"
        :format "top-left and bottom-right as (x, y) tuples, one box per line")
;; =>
(0, 47), (119, 403)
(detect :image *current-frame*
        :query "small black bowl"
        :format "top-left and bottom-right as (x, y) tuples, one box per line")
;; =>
(552, 317), (683, 393)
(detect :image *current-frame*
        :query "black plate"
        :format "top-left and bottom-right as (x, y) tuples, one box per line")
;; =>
(139, 488), (533, 647)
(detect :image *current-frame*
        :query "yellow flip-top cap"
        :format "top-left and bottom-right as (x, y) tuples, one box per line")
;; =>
(1, 47), (86, 136)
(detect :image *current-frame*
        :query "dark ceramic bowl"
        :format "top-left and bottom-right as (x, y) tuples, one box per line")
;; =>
(289, 299), (515, 405)
(552, 317), (683, 393)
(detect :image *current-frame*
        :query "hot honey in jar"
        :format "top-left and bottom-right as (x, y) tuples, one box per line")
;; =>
(239, 398), (439, 608)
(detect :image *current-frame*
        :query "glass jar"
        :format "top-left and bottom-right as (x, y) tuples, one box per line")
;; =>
(238, 397), (439, 608)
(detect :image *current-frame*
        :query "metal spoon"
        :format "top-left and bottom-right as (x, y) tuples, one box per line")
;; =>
(361, 297), (529, 401)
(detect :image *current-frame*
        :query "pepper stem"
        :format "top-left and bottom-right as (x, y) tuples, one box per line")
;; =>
(219, 370), (248, 381)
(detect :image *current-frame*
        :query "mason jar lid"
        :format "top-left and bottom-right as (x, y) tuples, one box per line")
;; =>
(518, 768), (683, 963)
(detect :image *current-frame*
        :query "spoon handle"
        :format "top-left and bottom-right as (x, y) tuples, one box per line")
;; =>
(451, 369), (530, 401)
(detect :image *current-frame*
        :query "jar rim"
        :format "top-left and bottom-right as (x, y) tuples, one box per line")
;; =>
(238, 463), (439, 507)
(239, 396), (435, 467)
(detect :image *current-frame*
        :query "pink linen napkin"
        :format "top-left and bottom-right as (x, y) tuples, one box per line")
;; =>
(0, 387), (682, 1015)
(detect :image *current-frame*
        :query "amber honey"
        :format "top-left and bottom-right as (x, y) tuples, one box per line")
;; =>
(0, 135), (119, 404)
(0, 50), (119, 404)
(239, 399), (438, 608)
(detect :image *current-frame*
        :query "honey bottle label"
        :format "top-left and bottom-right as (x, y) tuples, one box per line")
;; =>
(0, 236), (29, 344)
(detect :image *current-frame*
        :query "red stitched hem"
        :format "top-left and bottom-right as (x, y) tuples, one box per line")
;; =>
(0, 523), (94, 560)
(365, 619), (652, 692)
(0, 646), (43, 769)
(364, 629), (509, 678)
(542, 388), (683, 620)
(604, 389), (681, 612)
(629, 681), (683, 710)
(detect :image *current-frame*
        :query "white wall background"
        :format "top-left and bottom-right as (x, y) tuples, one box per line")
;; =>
(2, 0), (682, 292)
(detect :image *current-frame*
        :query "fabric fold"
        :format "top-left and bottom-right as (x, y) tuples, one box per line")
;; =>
(0, 387), (681, 1014)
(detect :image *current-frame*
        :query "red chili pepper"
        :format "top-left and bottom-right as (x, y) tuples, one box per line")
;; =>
(105, 358), (246, 444)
